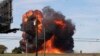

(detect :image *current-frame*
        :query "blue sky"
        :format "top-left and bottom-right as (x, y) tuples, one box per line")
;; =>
(0, 0), (100, 53)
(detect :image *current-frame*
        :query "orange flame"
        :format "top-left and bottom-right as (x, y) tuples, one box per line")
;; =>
(54, 19), (66, 29)
(22, 10), (64, 54)
(39, 35), (63, 53)
(22, 10), (43, 34)
(33, 10), (43, 34)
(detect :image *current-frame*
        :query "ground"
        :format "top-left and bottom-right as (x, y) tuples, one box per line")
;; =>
(0, 53), (100, 56)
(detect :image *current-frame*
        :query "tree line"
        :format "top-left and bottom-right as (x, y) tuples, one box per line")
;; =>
(0, 45), (22, 54)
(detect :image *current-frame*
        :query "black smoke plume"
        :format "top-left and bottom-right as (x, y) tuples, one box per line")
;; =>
(20, 6), (75, 53)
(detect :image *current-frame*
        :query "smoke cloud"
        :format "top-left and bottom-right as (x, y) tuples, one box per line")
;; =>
(20, 6), (75, 53)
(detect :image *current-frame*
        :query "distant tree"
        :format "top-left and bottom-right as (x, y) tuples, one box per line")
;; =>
(0, 45), (7, 54)
(12, 47), (22, 54)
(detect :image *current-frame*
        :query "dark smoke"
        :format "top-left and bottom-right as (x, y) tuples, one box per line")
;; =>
(20, 6), (75, 53)
(42, 6), (75, 53)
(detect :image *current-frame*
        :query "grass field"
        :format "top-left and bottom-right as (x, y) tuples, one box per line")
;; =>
(0, 53), (100, 56)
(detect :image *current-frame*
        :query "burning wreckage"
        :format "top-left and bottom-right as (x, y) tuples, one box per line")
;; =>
(20, 7), (75, 53)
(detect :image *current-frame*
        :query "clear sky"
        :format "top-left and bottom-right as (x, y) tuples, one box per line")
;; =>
(0, 0), (100, 53)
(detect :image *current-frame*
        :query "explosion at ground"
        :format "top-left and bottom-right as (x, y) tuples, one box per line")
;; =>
(20, 6), (75, 53)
